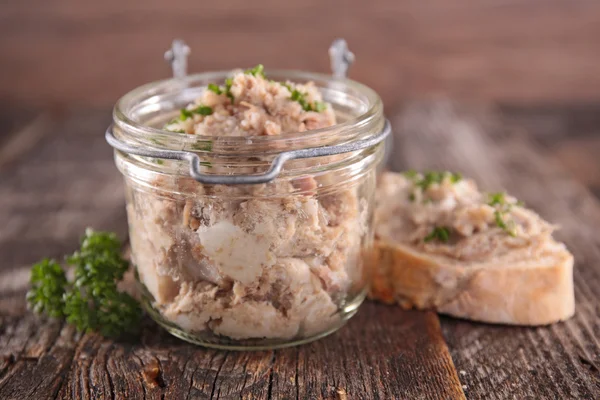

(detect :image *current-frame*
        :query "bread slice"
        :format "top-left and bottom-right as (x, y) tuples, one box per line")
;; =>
(369, 172), (575, 325)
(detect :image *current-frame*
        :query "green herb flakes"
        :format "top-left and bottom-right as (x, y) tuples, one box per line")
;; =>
(245, 64), (265, 78)
(313, 101), (327, 112)
(207, 79), (234, 102)
(494, 210), (517, 237)
(224, 78), (234, 102)
(207, 83), (222, 94)
(405, 170), (461, 203)
(424, 226), (451, 243)
(487, 192), (520, 236)
(403, 170), (419, 179)
(180, 105), (213, 120)
(416, 171), (462, 191)
(487, 192), (506, 207)
(180, 108), (193, 120)
(282, 82), (326, 112)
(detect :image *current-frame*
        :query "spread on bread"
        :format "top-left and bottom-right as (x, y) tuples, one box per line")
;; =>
(370, 171), (575, 326)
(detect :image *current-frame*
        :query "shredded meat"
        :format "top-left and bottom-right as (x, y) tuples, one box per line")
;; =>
(127, 69), (367, 340)
(375, 172), (555, 263)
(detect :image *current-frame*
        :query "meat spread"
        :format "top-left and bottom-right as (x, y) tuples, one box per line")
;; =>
(375, 171), (556, 263)
(126, 68), (366, 340)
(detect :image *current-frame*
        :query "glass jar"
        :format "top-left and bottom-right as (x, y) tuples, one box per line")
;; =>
(108, 70), (387, 350)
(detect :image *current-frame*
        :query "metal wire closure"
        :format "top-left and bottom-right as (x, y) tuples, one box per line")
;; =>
(108, 38), (390, 184)
(106, 119), (390, 185)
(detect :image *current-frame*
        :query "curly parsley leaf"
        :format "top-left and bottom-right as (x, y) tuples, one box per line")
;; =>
(26, 259), (67, 318)
(27, 229), (142, 338)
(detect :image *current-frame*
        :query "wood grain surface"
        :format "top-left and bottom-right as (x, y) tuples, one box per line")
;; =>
(2, 0), (600, 108)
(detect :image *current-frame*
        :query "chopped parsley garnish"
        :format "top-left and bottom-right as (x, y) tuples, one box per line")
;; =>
(224, 78), (234, 102)
(449, 172), (462, 184)
(487, 192), (506, 207)
(313, 101), (327, 112)
(180, 108), (193, 120)
(404, 170), (462, 202)
(494, 210), (517, 237)
(245, 64), (265, 78)
(194, 105), (213, 115)
(487, 192), (520, 236)
(207, 79), (234, 102)
(408, 193), (416, 202)
(180, 105), (213, 120)
(282, 83), (326, 112)
(403, 170), (419, 179)
(424, 226), (451, 242)
(417, 171), (462, 190)
(26, 229), (142, 337)
(207, 83), (222, 94)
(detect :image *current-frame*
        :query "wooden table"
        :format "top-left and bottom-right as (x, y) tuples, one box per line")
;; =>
(0, 102), (599, 399)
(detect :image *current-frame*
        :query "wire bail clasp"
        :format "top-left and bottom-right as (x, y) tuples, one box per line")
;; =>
(329, 39), (355, 78)
(164, 39), (190, 79)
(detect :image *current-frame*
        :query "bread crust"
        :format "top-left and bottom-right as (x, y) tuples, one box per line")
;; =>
(369, 240), (575, 325)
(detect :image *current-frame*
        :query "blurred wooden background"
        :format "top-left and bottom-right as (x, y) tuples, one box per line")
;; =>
(2, 0), (600, 196)
(1, 0), (600, 109)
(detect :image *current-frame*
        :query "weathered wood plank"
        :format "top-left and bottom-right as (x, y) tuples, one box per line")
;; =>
(0, 109), (465, 399)
(0, 291), (465, 399)
(391, 100), (600, 399)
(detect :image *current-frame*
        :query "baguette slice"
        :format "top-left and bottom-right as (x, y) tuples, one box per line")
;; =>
(369, 172), (575, 325)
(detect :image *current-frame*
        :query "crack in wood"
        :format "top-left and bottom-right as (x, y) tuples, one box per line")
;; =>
(209, 352), (228, 400)
(295, 347), (300, 400)
(266, 351), (276, 400)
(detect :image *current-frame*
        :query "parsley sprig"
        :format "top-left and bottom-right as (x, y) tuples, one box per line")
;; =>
(27, 259), (68, 318)
(26, 229), (142, 337)
(424, 226), (452, 242)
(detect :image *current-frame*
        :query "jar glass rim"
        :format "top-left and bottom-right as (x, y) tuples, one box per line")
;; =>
(113, 69), (384, 153)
